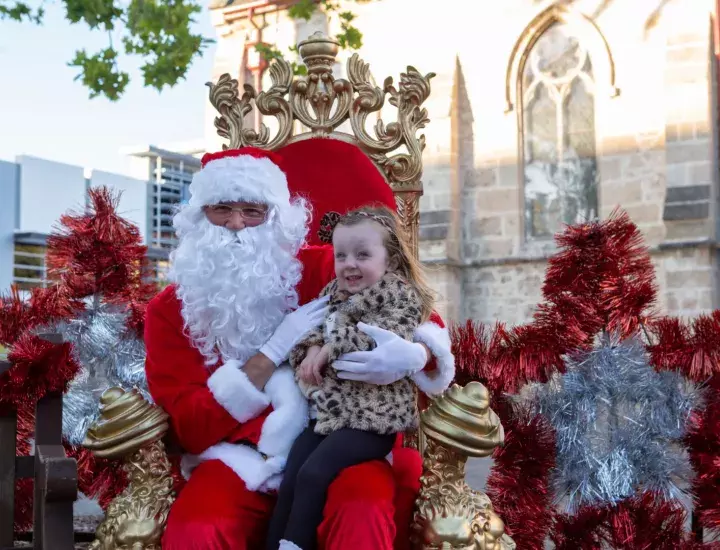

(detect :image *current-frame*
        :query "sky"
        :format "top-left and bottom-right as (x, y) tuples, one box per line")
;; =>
(0, 3), (218, 174)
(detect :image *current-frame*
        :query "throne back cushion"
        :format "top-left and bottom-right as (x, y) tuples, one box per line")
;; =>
(279, 138), (397, 247)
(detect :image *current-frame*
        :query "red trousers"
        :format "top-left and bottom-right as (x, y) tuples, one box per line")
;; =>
(163, 447), (421, 550)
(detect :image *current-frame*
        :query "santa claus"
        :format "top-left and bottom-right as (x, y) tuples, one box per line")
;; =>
(144, 144), (455, 549)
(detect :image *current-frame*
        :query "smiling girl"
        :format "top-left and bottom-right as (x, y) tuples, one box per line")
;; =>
(265, 205), (435, 550)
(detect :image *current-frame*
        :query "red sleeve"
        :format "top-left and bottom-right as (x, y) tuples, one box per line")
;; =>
(297, 245), (336, 305)
(411, 310), (455, 397)
(144, 287), (271, 455)
(423, 312), (445, 373)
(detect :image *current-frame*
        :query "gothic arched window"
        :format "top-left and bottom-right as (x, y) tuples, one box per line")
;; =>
(521, 22), (598, 240)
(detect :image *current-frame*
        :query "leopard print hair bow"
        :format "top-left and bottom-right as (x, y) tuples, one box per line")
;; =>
(318, 211), (342, 243)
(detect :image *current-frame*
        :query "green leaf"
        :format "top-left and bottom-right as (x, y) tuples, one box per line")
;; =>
(255, 43), (307, 76)
(0, 1), (44, 23)
(68, 48), (129, 100)
(287, 0), (315, 21)
(255, 42), (285, 63)
(3, 0), (373, 100)
(338, 10), (355, 22)
(336, 22), (362, 50)
(62, 0), (121, 30)
(61, 0), (210, 99)
(122, 0), (211, 92)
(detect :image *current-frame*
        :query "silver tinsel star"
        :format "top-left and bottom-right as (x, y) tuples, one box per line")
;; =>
(516, 334), (700, 512)
(40, 299), (150, 446)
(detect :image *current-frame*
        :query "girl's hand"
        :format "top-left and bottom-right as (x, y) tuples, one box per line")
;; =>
(309, 345), (330, 385)
(300, 345), (330, 385)
(298, 360), (315, 385)
(299, 346), (322, 385)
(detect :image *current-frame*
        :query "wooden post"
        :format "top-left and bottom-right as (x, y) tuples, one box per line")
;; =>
(0, 408), (17, 548)
(33, 393), (76, 550)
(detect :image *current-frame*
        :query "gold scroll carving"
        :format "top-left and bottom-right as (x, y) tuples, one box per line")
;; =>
(206, 30), (434, 256)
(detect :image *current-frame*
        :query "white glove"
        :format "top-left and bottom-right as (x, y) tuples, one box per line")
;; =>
(259, 295), (330, 366)
(332, 322), (428, 385)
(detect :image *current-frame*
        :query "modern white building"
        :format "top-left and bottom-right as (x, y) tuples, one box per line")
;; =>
(0, 147), (202, 294)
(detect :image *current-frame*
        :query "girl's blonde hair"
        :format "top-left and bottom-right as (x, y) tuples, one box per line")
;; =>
(335, 205), (435, 322)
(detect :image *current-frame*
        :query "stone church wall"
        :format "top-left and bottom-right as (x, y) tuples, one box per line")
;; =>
(208, 0), (719, 326)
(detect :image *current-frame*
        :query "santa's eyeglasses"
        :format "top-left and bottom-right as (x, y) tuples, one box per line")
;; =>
(204, 204), (268, 225)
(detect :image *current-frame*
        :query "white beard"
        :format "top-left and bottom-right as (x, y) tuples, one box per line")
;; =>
(169, 203), (309, 366)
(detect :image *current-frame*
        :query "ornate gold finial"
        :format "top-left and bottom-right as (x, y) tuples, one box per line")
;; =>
(83, 387), (169, 459)
(420, 382), (505, 457)
(297, 31), (339, 74)
(84, 388), (175, 550)
(412, 382), (515, 550)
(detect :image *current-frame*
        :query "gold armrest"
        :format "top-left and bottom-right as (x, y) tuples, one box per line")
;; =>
(83, 388), (176, 550)
(412, 382), (516, 550)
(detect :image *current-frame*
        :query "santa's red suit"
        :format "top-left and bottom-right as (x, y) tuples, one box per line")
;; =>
(144, 142), (455, 550)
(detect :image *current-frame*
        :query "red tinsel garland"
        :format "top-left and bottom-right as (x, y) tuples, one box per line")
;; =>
(606, 492), (702, 550)
(552, 492), (710, 550)
(0, 284), (79, 411)
(685, 381), (720, 531)
(0, 186), (158, 532)
(687, 313), (720, 380)
(126, 299), (150, 339)
(486, 400), (557, 549)
(46, 187), (156, 303)
(0, 335), (80, 408)
(13, 406), (35, 532)
(65, 445), (130, 510)
(46, 186), (155, 512)
(0, 285), (77, 346)
(449, 210), (720, 547)
(450, 321), (558, 548)
(542, 210), (657, 339)
(648, 315), (720, 532)
(0, 287), (32, 345)
(14, 478), (33, 533)
(551, 505), (608, 550)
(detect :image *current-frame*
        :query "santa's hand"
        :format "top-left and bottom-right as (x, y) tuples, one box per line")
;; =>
(259, 295), (330, 366)
(333, 323), (428, 385)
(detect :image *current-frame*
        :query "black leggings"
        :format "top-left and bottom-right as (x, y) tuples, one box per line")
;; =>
(265, 421), (396, 550)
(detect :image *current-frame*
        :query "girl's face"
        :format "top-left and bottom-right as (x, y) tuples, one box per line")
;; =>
(333, 220), (390, 293)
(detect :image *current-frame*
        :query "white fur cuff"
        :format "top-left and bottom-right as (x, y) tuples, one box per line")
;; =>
(182, 442), (284, 492)
(258, 365), (309, 458)
(412, 322), (455, 396)
(207, 360), (271, 423)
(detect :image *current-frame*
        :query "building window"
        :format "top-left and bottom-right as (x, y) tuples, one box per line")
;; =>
(521, 21), (598, 240)
(149, 157), (196, 250)
(13, 244), (48, 291)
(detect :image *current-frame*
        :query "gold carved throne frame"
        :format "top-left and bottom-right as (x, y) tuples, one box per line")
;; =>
(208, 31), (427, 255)
(83, 32), (514, 550)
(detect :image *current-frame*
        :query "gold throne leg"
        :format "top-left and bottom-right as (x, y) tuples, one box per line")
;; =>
(412, 382), (516, 550)
(82, 388), (176, 550)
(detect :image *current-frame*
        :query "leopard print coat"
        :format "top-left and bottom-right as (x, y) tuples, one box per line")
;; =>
(289, 272), (422, 435)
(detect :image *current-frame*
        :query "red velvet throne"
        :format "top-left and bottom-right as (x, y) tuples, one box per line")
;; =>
(82, 32), (514, 550)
